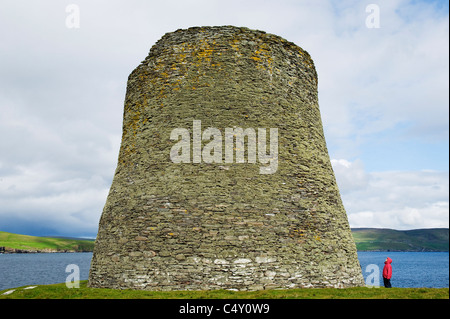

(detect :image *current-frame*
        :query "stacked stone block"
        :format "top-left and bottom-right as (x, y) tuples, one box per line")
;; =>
(88, 26), (364, 290)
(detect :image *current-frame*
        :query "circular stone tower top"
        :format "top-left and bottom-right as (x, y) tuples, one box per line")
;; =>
(88, 26), (364, 290)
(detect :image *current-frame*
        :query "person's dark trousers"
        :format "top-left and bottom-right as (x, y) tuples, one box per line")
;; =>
(383, 278), (392, 288)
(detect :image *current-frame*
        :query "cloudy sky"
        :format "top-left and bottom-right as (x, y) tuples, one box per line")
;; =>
(0, 0), (448, 238)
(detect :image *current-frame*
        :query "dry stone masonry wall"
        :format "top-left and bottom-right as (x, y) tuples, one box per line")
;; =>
(88, 26), (365, 290)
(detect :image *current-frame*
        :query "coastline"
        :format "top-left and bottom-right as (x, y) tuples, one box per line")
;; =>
(0, 247), (92, 254)
(1, 247), (447, 254)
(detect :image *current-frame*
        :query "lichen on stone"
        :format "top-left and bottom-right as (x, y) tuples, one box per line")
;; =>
(88, 25), (364, 291)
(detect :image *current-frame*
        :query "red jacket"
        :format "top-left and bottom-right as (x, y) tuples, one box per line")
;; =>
(383, 257), (392, 279)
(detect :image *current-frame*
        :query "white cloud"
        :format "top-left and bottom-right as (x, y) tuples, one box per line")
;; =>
(0, 161), (110, 236)
(304, 0), (450, 159)
(349, 202), (449, 230)
(0, 0), (447, 236)
(332, 159), (449, 229)
(331, 159), (370, 193)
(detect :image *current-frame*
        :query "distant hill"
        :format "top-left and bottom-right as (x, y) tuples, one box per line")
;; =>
(1, 229), (448, 253)
(351, 228), (449, 252)
(0, 231), (94, 253)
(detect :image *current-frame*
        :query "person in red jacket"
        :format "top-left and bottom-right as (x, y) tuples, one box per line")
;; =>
(383, 257), (393, 288)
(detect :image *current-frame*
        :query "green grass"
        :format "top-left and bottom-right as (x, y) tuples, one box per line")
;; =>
(351, 228), (449, 251)
(1, 281), (448, 299)
(0, 231), (94, 252)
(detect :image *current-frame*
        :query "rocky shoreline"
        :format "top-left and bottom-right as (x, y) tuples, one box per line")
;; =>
(0, 246), (92, 254)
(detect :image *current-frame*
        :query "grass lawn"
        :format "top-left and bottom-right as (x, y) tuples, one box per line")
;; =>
(1, 281), (448, 299)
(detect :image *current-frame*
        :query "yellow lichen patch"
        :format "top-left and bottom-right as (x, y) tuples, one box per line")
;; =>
(297, 48), (314, 69)
(230, 38), (240, 52)
(197, 48), (214, 62)
(250, 42), (274, 77)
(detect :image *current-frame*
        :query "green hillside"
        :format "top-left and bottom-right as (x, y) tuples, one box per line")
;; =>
(0, 231), (94, 253)
(351, 228), (449, 251)
(1, 228), (448, 253)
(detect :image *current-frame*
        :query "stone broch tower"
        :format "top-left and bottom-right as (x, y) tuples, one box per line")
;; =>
(88, 26), (364, 290)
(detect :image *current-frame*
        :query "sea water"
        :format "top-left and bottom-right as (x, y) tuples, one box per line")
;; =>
(358, 251), (449, 288)
(0, 252), (92, 291)
(0, 251), (448, 291)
